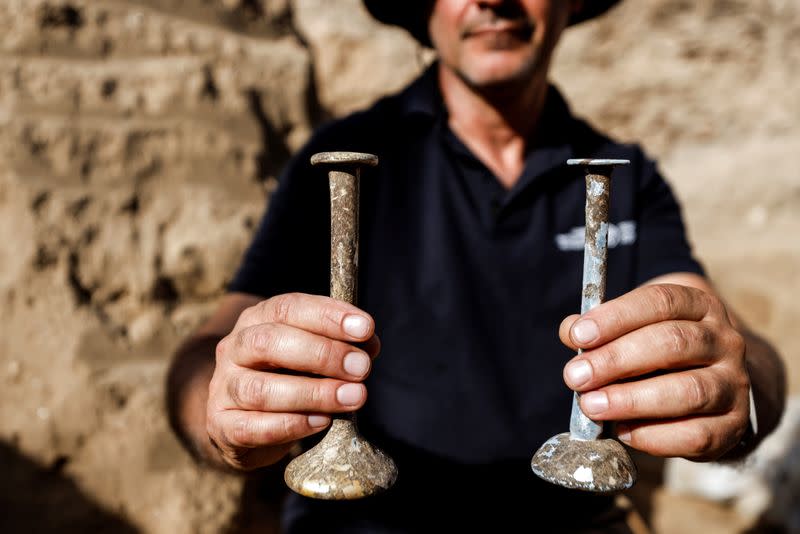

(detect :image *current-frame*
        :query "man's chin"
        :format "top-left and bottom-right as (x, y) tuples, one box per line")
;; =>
(458, 60), (539, 92)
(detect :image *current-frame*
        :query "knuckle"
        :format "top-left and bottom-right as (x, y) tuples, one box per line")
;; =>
(235, 329), (252, 353)
(718, 373), (741, 410)
(279, 416), (292, 443)
(592, 345), (621, 380)
(238, 303), (260, 325)
(228, 414), (256, 447)
(268, 293), (296, 324)
(691, 324), (715, 352)
(229, 373), (269, 409)
(688, 286), (714, 317)
(227, 374), (246, 406)
(306, 382), (328, 409)
(733, 410), (750, 440)
(241, 324), (278, 356)
(725, 369), (751, 409)
(727, 330), (746, 360)
(321, 303), (346, 332)
(666, 323), (690, 356)
(651, 284), (679, 320)
(211, 418), (258, 470)
(685, 373), (712, 412)
(736, 368), (751, 395)
(215, 336), (231, 363)
(687, 423), (715, 457)
(313, 337), (338, 372)
(279, 415), (302, 442)
(205, 410), (221, 442)
(705, 293), (727, 318)
(673, 323), (715, 360)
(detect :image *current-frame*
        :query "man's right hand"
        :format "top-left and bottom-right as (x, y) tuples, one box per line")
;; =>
(206, 293), (379, 471)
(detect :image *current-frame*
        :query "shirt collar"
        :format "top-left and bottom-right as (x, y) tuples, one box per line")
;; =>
(398, 62), (443, 119)
(397, 64), (581, 197)
(397, 62), (580, 143)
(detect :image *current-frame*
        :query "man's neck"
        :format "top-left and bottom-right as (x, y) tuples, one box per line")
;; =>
(439, 63), (549, 190)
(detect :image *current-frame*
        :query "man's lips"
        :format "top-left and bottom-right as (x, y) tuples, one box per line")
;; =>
(463, 21), (533, 39)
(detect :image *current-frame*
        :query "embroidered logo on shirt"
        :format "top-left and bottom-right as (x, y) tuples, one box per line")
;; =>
(555, 221), (637, 251)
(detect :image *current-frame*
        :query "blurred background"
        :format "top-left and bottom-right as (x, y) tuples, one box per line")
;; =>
(0, 0), (798, 532)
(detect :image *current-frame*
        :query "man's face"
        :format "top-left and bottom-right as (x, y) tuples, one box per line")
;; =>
(428, 0), (574, 89)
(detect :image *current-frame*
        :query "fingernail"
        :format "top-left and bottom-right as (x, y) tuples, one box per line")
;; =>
(308, 415), (330, 428)
(343, 315), (370, 338)
(565, 360), (592, 388)
(572, 319), (599, 344)
(582, 391), (609, 416)
(343, 352), (370, 378)
(617, 424), (631, 444)
(336, 383), (364, 406)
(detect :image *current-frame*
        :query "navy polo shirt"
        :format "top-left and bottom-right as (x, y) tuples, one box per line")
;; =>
(229, 64), (703, 531)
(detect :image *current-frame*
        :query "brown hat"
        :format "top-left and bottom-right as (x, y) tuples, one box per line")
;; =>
(364, 1), (621, 47)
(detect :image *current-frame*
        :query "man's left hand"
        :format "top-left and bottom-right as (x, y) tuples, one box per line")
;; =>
(559, 283), (751, 461)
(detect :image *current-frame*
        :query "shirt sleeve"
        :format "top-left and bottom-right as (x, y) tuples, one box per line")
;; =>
(634, 154), (705, 285)
(227, 147), (330, 299)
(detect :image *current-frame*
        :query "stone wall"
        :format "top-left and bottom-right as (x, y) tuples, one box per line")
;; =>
(0, 0), (797, 532)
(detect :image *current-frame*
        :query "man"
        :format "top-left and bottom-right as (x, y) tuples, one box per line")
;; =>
(167, 0), (786, 531)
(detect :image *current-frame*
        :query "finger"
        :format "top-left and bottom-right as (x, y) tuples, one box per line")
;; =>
(224, 369), (367, 413)
(559, 314), (582, 350)
(236, 293), (375, 342)
(577, 368), (738, 421)
(563, 320), (719, 391)
(616, 412), (746, 460)
(212, 439), (296, 472)
(216, 410), (330, 448)
(563, 284), (716, 349)
(229, 323), (373, 380)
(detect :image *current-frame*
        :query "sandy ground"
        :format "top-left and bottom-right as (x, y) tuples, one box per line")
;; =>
(0, 0), (798, 532)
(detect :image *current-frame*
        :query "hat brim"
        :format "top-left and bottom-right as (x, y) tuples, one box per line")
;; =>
(365, 1), (620, 47)
(568, 0), (621, 25)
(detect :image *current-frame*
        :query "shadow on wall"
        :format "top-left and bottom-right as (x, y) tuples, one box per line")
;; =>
(0, 440), (138, 533)
(0, 438), (292, 534)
